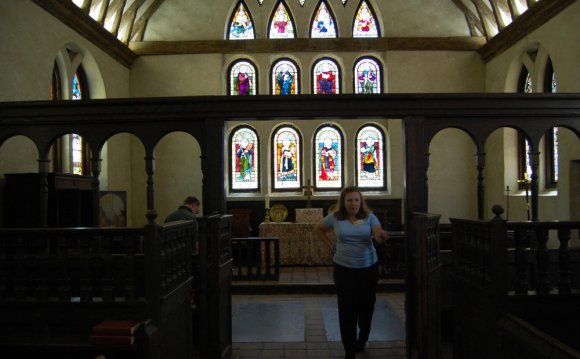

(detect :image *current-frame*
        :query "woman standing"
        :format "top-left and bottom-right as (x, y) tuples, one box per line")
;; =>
(315, 186), (388, 359)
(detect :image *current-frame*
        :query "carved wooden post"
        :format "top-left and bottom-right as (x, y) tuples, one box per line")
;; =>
(535, 228), (550, 294)
(145, 152), (156, 222)
(557, 228), (571, 294)
(529, 151), (540, 221)
(476, 152), (486, 220)
(90, 156), (102, 227)
(203, 118), (226, 215)
(514, 228), (528, 295)
(38, 158), (50, 227)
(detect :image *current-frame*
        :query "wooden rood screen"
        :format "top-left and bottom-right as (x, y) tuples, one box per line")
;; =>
(0, 221), (196, 359)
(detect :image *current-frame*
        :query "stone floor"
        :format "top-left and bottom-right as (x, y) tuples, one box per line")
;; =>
(231, 266), (407, 358)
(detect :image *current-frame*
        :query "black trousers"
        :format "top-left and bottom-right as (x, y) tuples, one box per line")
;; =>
(333, 262), (379, 358)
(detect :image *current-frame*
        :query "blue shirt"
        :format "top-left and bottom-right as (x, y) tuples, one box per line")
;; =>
(323, 212), (380, 268)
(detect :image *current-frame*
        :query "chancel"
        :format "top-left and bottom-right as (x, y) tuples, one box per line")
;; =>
(1, 1), (580, 359)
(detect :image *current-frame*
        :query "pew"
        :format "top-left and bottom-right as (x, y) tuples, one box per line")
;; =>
(0, 219), (195, 359)
(450, 206), (580, 358)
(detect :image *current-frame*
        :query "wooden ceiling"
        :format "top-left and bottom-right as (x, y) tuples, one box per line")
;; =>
(30, 0), (575, 67)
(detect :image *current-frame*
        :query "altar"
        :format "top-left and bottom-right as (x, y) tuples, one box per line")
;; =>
(259, 222), (334, 265)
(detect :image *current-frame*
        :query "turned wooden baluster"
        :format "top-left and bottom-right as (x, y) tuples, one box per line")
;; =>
(513, 229), (528, 295)
(535, 228), (550, 294)
(557, 228), (571, 294)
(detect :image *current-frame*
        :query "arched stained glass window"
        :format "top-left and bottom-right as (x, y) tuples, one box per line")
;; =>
(314, 125), (343, 189)
(268, 1), (295, 39)
(544, 58), (558, 186)
(356, 125), (385, 189)
(230, 126), (259, 191)
(273, 125), (302, 190)
(312, 58), (340, 95)
(272, 59), (299, 95)
(353, 1), (379, 38)
(354, 57), (381, 94)
(71, 66), (88, 175)
(229, 59), (257, 95)
(228, 1), (255, 40)
(310, 0), (337, 38)
(518, 67), (533, 183)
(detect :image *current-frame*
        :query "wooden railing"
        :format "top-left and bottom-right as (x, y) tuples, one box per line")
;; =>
(231, 237), (280, 280)
(0, 220), (196, 359)
(450, 206), (580, 358)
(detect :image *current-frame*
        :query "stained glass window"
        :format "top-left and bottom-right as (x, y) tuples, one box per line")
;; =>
(228, 1), (255, 40)
(310, 1), (337, 38)
(269, 1), (295, 39)
(356, 125), (385, 189)
(272, 59), (299, 95)
(273, 125), (301, 190)
(518, 67), (532, 184)
(544, 59), (558, 186)
(229, 60), (257, 95)
(230, 126), (259, 190)
(314, 125), (343, 189)
(354, 57), (381, 94)
(353, 1), (379, 38)
(71, 68), (87, 175)
(312, 58), (340, 94)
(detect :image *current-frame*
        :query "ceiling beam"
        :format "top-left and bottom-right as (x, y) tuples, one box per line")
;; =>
(118, 0), (147, 44)
(479, 0), (576, 62)
(130, 37), (486, 55)
(129, 0), (167, 43)
(450, 0), (485, 36)
(31, 0), (137, 67)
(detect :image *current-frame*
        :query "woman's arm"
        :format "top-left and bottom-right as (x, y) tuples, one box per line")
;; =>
(315, 220), (335, 252)
(371, 224), (389, 244)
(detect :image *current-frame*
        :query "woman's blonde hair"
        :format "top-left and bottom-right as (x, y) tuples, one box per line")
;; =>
(332, 186), (370, 220)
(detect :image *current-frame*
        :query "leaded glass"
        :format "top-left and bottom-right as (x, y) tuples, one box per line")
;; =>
(72, 72), (83, 100)
(231, 126), (259, 190)
(313, 58), (339, 94)
(71, 134), (83, 175)
(269, 1), (295, 39)
(273, 126), (301, 190)
(311, 1), (337, 38)
(524, 72), (532, 93)
(230, 60), (257, 95)
(354, 57), (381, 94)
(314, 125), (342, 189)
(356, 125), (384, 188)
(228, 1), (255, 40)
(272, 59), (299, 95)
(353, 1), (378, 38)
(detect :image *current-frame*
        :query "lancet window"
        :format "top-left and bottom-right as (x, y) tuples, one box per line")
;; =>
(310, 0), (337, 38)
(312, 58), (340, 94)
(268, 1), (296, 39)
(314, 124), (344, 190)
(518, 67), (533, 185)
(544, 58), (558, 187)
(272, 125), (302, 190)
(228, 1), (255, 40)
(230, 126), (260, 191)
(229, 59), (257, 96)
(354, 56), (381, 94)
(356, 125), (385, 189)
(353, 0), (379, 38)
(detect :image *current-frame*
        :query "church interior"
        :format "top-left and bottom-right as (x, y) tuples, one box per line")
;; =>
(1, 0), (579, 358)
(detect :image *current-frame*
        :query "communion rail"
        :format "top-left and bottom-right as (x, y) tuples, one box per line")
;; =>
(0, 220), (195, 359)
(450, 206), (580, 359)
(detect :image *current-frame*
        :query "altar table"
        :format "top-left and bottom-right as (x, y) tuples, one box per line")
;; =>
(259, 222), (334, 265)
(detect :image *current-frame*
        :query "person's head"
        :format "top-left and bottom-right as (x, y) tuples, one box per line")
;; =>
(334, 186), (370, 220)
(183, 196), (201, 215)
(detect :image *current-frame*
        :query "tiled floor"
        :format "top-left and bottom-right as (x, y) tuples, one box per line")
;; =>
(231, 266), (406, 359)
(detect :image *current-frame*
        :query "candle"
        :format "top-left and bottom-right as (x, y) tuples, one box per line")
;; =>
(265, 195), (270, 208)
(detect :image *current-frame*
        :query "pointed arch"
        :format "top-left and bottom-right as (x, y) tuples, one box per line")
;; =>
(312, 57), (340, 95)
(272, 124), (302, 191)
(310, 0), (338, 38)
(544, 57), (558, 187)
(228, 59), (258, 96)
(353, 56), (382, 94)
(268, 1), (296, 39)
(356, 124), (385, 190)
(517, 65), (533, 186)
(230, 125), (260, 191)
(353, 0), (380, 38)
(314, 124), (344, 190)
(227, 0), (255, 40)
(271, 58), (300, 95)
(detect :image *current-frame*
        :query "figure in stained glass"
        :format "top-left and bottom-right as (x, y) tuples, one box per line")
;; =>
(353, 1), (378, 38)
(273, 127), (301, 189)
(360, 137), (378, 174)
(72, 73), (82, 100)
(311, 1), (336, 38)
(229, 2), (255, 40)
(313, 59), (339, 94)
(356, 125), (384, 188)
(277, 67), (293, 95)
(231, 127), (259, 190)
(236, 138), (254, 180)
(270, 2), (295, 38)
(230, 60), (256, 96)
(273, 60), (297, 95)
(356, 59), (378, 94)
(280, 139), (296, 177)
(319, 138), (337, 180)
